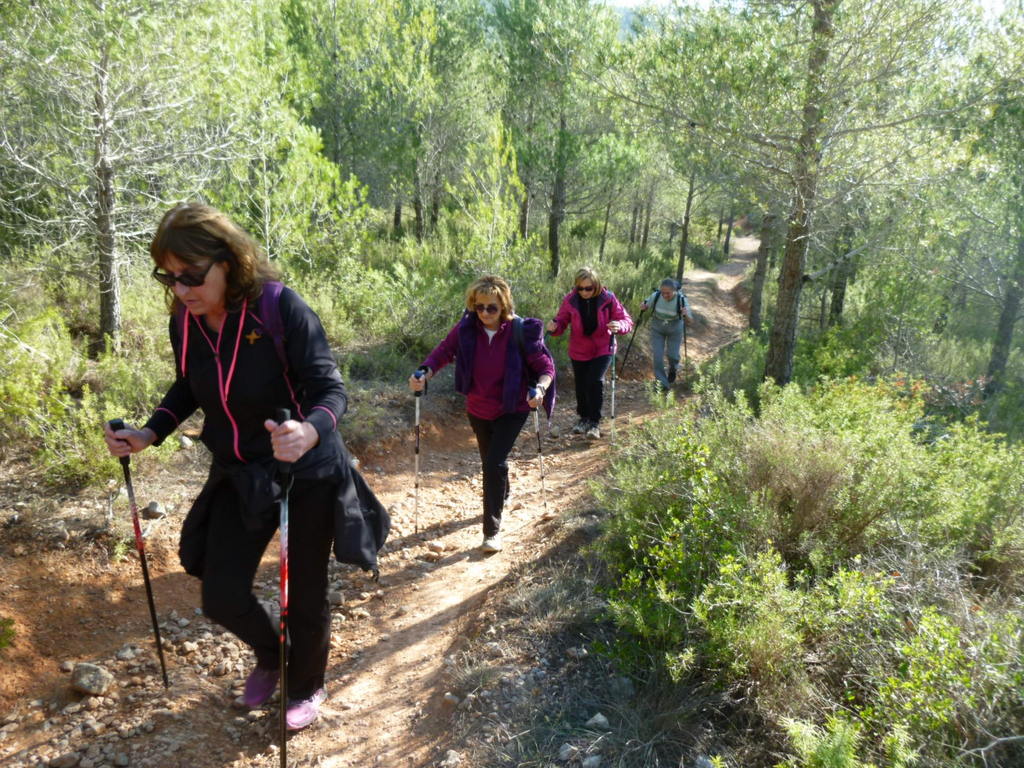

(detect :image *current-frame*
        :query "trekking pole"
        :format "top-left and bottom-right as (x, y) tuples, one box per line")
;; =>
(528, 388), (549, 518)
(682, 317), (689, 381)
(609, 334), (618, 442)
(108, 419), (170, 689)
(273, 408), (294, 768)
(618, 307), (645, 377)
(413, 368), (428, 535)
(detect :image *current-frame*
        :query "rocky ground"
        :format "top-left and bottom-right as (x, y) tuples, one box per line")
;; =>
(0, 239), (755, 768)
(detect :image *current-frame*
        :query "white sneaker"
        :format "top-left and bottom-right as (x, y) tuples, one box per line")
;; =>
(585, 424), (601, 439)
(480, 535), (502, 553)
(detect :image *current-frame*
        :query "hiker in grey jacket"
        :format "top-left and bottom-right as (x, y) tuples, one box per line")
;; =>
(640, 278), (692, 391)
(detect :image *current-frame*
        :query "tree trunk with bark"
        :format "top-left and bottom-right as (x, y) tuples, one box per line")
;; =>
(676, 173), (696, 282)
(599, 199), (611, 259)
(985, 235), (1024, 396)
(548, 115), (568, 276)
(764, 0), (837, 385)
(95, 42), (120, 355)
(749, 213), (776, 332)
(723, 207), (735, 257)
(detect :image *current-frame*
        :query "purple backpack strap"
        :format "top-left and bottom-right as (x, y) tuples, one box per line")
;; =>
(260, 281), (287, 371)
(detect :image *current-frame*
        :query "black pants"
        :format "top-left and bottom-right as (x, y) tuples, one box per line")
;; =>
(571, 355), (612, 423)
(200, 478), (334, 700)
(467, 411), (530, 537)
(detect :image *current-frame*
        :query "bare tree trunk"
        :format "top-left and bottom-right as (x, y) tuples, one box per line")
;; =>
(675, 173), (696, 282)
(430, 186), (440, 231)
(599, 198), (611, 259)
(765, 0), (837, 385)
(641, 184), (654, 249)
(627, 197), (639, 260)
(828, 255), (854, 327)
(413, 165), (424, 243)
(985, 235), (1024, 397)
(518, 186), (530, 239)
(750, 213), (776, 332)
(94, 40), (120, 355)
(716, 207), (724, 245)
(723, 206), (735, 257)
(393, 200), (402, 234)
(548, 114), (567, 277)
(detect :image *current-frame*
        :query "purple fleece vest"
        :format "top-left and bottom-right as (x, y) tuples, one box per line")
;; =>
(453, 313), (553, 418)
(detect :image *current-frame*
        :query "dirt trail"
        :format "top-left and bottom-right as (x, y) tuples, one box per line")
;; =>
(0, 238), (755, 768)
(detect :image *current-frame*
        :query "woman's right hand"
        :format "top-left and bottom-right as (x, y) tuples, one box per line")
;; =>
(545, 320), (558, 334)
(103, 422), (156, 458)
(640, 302), (649, 311)
(408, 369), (429, 392)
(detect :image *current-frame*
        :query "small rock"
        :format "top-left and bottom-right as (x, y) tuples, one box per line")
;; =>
(558, 743), (578, 761)
(442, 692), (461, 708)
(71, 663), (114, 696)
(567, 646), (588, 660)
(49, 753), (81, 768)
(582, 757), (603, 768)
(439, 750), (462, 767)
(586, 712), (609, 730)
(426, 540), (446, 553)
(60, 661), (74, 673)
(115, 645), (138, 661)
(143, 501), (165, 519)
(693, 758), (715, 768)
(178, 434), (193, 449)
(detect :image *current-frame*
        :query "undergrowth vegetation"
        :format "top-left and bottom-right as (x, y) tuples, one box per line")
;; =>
(596, 379), (1024, 767)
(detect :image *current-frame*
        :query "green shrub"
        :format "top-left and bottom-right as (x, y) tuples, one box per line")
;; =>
(0, 616), (14, 651)
(598, 379), (1024, 766)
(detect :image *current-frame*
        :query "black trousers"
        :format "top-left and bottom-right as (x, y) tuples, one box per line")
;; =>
(200, 478), (334, 700)
(467, 410), (530, 537)
(571, 354), (612, 423)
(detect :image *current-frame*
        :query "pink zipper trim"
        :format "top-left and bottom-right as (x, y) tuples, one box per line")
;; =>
(192, 300), (249, 463)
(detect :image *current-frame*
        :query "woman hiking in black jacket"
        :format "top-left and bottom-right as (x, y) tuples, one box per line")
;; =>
(103, 202), (381, 730)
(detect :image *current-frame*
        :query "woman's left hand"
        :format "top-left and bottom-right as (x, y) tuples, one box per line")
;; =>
(264, 418), (319, 463)
(527, 386), (545, 410)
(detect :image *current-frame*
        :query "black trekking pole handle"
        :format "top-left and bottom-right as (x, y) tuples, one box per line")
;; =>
(108, 419), (170, 688)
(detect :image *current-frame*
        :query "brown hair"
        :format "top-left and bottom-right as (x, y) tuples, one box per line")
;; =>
(574, 266), (603, 295)
(464, 275), (515, 322)
(150, 202), (280, 310)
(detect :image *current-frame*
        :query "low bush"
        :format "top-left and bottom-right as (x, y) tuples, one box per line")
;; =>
(597, 379), (1024, 767)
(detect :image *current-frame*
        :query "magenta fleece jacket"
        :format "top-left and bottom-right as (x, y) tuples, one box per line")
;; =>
(548, 289), (633, 361)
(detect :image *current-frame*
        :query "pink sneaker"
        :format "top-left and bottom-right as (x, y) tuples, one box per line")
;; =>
(243, 666), (279, 708)
(286, 687), (327, 730)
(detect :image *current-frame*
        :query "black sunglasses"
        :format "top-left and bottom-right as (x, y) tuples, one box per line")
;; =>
(152, 260), (218, 288)
(474, 303), (500, 314)
(577, 284), (595, 293)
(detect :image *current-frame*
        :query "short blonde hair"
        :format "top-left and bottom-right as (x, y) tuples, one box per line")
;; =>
(574, 267), (603, 295)
(465, 275), (515, 322)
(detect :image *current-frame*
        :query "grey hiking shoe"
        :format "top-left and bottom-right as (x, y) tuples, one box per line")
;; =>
(571, 418), (588, 434)
(480, 534), (502, 553)
(585, 423), (601, 439)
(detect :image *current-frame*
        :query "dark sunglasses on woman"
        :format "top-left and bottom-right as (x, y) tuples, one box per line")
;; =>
(151, 260), (218, 288)
(474, 303), (500, 314)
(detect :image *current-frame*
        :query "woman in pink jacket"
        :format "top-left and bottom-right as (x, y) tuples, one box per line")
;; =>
(546, 267), (632, 439)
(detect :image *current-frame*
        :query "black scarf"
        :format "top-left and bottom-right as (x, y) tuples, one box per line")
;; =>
(579, 295), (599, 336)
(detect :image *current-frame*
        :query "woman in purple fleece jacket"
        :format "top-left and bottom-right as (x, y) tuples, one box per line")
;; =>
(546, 267), (632, 439)
(409, 276), (555, 553)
